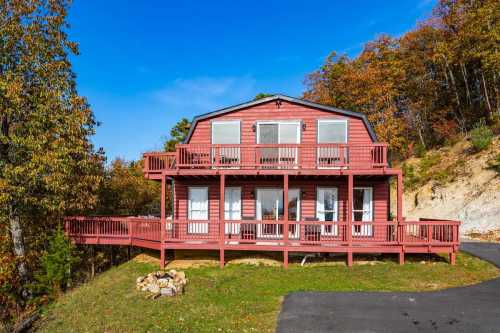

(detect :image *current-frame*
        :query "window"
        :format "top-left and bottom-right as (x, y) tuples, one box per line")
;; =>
(211, 121), (240, 144)
(317, 120), (347, 143)
(212, 121), (240, 166)
(188, 187), (208, 220)
(317, 120), (348, 167)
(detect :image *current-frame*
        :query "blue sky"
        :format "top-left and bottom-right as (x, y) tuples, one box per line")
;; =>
(68, 0), (436, 161)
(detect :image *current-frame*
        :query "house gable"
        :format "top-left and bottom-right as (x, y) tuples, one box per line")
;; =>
(184, 95), (377, 144)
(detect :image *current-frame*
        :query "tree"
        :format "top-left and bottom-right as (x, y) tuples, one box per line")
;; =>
(254, 93), (274, 100)
(97, 159), (160, 216)
(0, 0), (104, 315)
(164, 118), (191, 152)
(304, 0), (499, 157)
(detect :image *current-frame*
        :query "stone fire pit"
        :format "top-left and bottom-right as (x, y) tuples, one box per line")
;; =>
(136, 269), (187, 298)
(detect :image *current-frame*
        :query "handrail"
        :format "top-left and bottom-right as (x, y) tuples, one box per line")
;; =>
(143, 143), (389, 172)
(65, 217), (459, 247)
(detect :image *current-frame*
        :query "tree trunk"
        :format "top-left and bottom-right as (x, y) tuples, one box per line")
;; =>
(460, 63), (471, 106)
(9, 210), (31, 300)
(481, 71), (493, 119)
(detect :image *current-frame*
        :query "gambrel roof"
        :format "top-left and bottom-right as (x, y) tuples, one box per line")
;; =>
(184, 94), (378, 143)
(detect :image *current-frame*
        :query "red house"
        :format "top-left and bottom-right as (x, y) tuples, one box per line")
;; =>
(66, 95), (460, 268)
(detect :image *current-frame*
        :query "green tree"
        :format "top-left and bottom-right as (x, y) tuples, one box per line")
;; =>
(164, 118), (191, 152)
(35, 227), (79, 297)
(97, 159), (160, 216)
(0, 0), (104, 311)
(254, 93), (274, 100)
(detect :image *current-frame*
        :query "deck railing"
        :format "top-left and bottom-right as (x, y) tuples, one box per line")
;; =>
(65, 217), (459, 248)
(144, 143), (388, 173)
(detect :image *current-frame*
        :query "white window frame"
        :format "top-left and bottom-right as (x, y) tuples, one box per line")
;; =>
(256, 121), (301, 167)
(211, 120), (241, 168)
(224, 187), (241, 235)
(188, 186), (209, 234)
(317, 119), (348, 169)
(211, 120), (241, 144)
(316, 187), (339, 236)
(317, 119), (348, 144)
(352, 187), (373, 237)
(256, 121), (301, 144)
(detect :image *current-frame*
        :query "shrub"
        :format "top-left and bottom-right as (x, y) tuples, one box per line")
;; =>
(402, 163), (420, 190)
(413, 143), (426, 158)
(35, 226), (79, 296)
(470, 120), (493, 152)
(487, 153), (500, 174)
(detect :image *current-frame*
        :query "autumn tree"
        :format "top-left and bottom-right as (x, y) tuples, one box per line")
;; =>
(0, 0), (104, 320)
(304, 0), (499, 157)
(164, 118), (191, 152)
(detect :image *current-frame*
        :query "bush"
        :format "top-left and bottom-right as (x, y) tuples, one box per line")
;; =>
(470, 120), (493, 152)
(35, 226), (79, 296)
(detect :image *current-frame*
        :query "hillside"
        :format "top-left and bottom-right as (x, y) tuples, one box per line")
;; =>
(393, 135), (500, 239)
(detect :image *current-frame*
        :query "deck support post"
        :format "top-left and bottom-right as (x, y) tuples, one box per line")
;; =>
(283, 250), (289, 269)
(347, 252), (353, 267)
(283, 174), (289, 247)
(347, 174), (353, 267)
(396, 171), (403, 223)
(399, 251), (405, 265)
(449, 252), (456, 265)
(219, 174), (225, 268)
(160, 173), (166, 269)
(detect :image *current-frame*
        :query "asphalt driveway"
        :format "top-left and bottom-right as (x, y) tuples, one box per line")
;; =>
(277, 243), (500, 333)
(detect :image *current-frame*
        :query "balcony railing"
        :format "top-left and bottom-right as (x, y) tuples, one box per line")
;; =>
(65, 217), (460, 248)
(144, 143), (388, 173)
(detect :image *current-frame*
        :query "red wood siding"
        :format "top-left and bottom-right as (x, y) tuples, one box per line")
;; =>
(187, 100), (373, 145)
(174, 178), (389, 222)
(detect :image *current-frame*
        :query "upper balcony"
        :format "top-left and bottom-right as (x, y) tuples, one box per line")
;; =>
(143, 143), (389, 177)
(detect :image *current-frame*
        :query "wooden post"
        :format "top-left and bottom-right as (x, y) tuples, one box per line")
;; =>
(160, 174), (166, 269)
(347, 174), (353, 267)
(283, 174), (289, 269)
(397, 171), (403, 223)
(449, 252), (456, 265)
(219, 174), (225, 268)
(399, 251), (405, 265)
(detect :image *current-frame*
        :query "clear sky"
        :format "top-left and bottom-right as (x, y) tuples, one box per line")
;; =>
(67, 0), (436, 161)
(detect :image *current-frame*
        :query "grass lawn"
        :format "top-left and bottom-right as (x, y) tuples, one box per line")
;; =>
(38, 252), (500, 333)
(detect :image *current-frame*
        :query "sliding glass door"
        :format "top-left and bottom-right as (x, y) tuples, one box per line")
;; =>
(256, 188), (300, 238)
(257, 122), (300, 167)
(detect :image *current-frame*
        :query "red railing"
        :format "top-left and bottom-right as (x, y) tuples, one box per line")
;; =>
(66, 217), (459, 249)
(65, 216), (161, 243)
(143, 143), (388, 173)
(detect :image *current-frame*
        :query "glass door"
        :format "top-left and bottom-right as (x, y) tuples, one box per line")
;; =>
(256, 189), (283, 238)
(257, 122), (300, 167)
(224, 187), (241, 234)
(316, 187), (338, 236)
(353, 187), (373, 236)
(188, 187), (209, 233)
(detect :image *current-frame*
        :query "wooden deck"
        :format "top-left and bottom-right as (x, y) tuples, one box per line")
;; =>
(65, 216), (460, 267)
(143, 143), (388, 178)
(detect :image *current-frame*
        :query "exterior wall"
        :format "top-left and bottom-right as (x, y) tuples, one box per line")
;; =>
(187, 100), (373, 145)
(174, 177), (389, 222)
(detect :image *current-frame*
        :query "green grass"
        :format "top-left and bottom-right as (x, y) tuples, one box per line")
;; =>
(38, 253), (499, 333)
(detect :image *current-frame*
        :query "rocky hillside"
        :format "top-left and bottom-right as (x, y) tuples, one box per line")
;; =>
(392, 135), (500, 238)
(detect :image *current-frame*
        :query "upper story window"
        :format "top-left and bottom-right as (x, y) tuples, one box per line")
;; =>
(211, 120), (240, 144)
(317, 119), (348, 143)
(256, 121), (301, 144)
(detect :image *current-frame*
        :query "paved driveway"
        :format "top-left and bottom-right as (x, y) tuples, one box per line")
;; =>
(277, 243), (500, 333)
